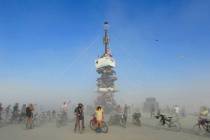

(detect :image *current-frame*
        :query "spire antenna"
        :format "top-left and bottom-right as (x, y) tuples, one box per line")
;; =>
(103, 21), (109, 55)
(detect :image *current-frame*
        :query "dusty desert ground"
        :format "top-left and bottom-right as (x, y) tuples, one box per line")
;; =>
(0, 115), (209, 140)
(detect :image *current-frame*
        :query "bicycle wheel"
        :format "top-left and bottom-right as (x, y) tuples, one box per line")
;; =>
(193, 124), (206, 135)
(120, 118), (126, 128)
(26, 122), (32, 129)
(170, 122), (181, 132)
(101, 122), (108, 133)
(89, 120), (96, 130)
(56, 120), (61, 128)
(155, 121), (162, 129)
(136, 119), (141, 126)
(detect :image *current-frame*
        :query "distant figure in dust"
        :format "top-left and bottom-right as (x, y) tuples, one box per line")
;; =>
(0, 103), (3, 120)
(52, 110), (56, 120)
(5, 105), (11, 121)
(26, 104), (34, 129)
(180, 107), (186, 117)
(47, 110), (51, 121)
(74, 103), (85, 133)
(95, 105), (104, 130)
(20, 104), (26, 121)
(116, 105), (122, 114)
(12, 103), (20, 122)
(61, 101), (69, 121)
(150, 105), (155, 118)
(123, 104), (128, 124)
(13, 103), (19, 113)
(173, 105), (180, 117)
(156, 108), (161, 116)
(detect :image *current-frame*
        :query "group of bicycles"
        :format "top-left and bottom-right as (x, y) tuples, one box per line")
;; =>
(155, 113), (210, 136)
(26, 111), (53, 129)
(106, 112), (141, 129)
(0, 110), (27, 127)
(55, 110), (142, 134)
(90, 112), (141, 133)
(54, 111), (108, 133)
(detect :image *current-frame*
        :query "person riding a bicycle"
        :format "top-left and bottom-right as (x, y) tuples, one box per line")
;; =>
(198, 106), (209, 124)
(132, 108), (141, 126)
(200, 106), (208, 118)
(95, 105), (104, 129)
(193, 106), (210, 135)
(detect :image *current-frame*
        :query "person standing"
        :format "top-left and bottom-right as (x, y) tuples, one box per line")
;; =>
(81, 104), (85, 130)
(95, 105), (104, 130)
(20, 104), (26, 121)
(52, 110), (56, 120)
(26, 104), (34, 129)
(74, 103), (84, 133)
(61, 101), (70, 121)
(0, 103), (3, 121)
(123, 104), (128, 122)
(12, 103), (19, 122)
(174, 105), (180, 117)
(150, 105), (155, 118)
(5, 105), (11, 121)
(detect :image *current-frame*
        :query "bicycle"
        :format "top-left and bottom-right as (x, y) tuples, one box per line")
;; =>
(193, 117), (210, 135)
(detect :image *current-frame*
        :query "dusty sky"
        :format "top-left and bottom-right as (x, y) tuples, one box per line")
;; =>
(0, 0), (210, 111)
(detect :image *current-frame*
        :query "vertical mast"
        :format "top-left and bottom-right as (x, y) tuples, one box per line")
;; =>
(103, 21), (109, 55)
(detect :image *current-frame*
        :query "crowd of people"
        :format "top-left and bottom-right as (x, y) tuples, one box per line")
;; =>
(0, 101), (210, 135)
(0, 101), (108, 133)
(0, 102), (56, 128)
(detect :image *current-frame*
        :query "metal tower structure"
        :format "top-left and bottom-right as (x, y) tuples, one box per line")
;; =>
(95, 21), (117, 113)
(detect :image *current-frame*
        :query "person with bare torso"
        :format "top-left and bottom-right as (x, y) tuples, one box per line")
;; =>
(26, 104), (34, 129)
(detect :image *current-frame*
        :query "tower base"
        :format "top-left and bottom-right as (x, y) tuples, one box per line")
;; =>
(95, 92), (117, 114)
